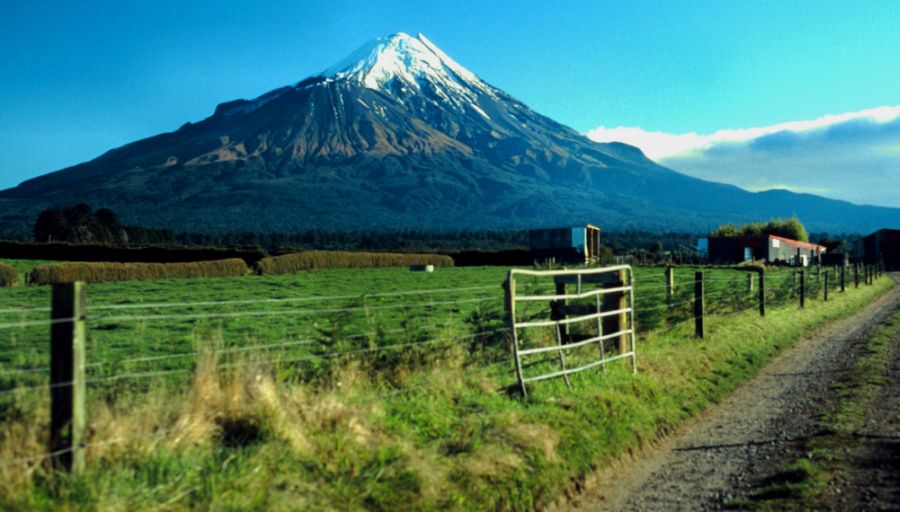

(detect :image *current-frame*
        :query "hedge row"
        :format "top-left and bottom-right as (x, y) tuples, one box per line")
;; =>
(0, 263), (16, 287)
(29, 259), (249, 285)
(256, 251), (454, 275)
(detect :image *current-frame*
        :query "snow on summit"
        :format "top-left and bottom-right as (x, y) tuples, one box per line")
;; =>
(321, 33), (492, 101)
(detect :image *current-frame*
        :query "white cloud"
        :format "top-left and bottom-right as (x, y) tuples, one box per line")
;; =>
(586, 105), (900, 160)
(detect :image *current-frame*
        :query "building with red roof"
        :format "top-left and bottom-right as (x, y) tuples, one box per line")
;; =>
(703, 234), (825, 266)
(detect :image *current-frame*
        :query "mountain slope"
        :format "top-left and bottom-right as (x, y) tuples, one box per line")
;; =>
(2, 32), (898, 235)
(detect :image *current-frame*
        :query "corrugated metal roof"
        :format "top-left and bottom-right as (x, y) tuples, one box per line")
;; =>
(767, 235), (825, 250)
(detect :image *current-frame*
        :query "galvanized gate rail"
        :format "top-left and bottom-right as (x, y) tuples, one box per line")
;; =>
(505, 265), (636, 396)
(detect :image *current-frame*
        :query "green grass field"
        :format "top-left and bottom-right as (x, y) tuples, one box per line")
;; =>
(0, 264), (813, 392)
(0, 261), (883, 510)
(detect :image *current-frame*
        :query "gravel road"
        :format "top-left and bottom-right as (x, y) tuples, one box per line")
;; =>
(570, 275), (900, 512)
(827, 290), (900, 511)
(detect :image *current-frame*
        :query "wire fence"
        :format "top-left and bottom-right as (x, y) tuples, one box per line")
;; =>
(0, 264), (884, 470)
(0, 268), (858, 384)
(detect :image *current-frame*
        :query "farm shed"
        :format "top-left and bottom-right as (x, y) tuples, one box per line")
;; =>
(853, 229), (900, 270)
(821, 251), (849, 267)
(704, 235), (825, 266)
(528, 224), (601, 264)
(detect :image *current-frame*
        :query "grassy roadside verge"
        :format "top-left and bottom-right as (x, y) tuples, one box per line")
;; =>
(740, 285), (900, 511)
(0, 276), (894, 510)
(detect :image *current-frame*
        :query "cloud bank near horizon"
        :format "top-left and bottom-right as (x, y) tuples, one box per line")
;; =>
(587, 106), (900, 208)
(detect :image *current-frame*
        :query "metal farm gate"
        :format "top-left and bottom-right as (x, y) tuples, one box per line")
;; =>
(505, 265), (636, 396)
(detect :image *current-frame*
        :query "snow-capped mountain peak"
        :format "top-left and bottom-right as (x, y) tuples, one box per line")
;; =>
(321, 33), (488, 97)
(6, 30), (896, 237)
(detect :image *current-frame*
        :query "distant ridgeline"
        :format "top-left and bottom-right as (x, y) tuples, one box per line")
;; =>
(33, 204), (175, 245)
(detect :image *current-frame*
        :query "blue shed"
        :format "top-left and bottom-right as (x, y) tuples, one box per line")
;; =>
(528, 224), (601, 264)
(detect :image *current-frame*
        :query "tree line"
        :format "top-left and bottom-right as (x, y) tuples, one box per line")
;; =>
(33, 204), (175, 245)
(710, 217), (809, 242)
(25, 205), (854, 256)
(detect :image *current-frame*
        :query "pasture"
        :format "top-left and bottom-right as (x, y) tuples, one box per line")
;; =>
(0, 261), (884, 510)
(0, 265), (800, 394)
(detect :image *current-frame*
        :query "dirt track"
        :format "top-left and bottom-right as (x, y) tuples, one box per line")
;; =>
(828, 291), (900, 510)
(571, 275), (900, 511)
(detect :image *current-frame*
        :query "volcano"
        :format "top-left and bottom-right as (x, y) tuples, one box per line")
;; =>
(2, 32), (898, 234)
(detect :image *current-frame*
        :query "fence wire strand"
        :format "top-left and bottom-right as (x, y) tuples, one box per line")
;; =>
(89, 296), (497, 324)
(110, 322), (456, 367)
(0, 306), (52, 316)
(0, 327), (512, 395)
(87, 284), (501, 312)
(0, 316), (79, 331)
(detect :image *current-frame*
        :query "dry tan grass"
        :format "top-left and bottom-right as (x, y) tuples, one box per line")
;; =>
(255, 251), (454, 275)
(85, 346), (387, 458)
(461, 445), (524, 477)
(0, 416), (46, 496)
(1, 334), (521, 508)
(0, 263), (16, 287)
(503, 416), (560, 462)
(29, 259), (248, 285)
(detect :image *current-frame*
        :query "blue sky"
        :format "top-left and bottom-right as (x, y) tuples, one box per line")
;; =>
(2, 0), (899, 204)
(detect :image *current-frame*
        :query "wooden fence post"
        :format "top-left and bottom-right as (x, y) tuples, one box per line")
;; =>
(824, 271), (829, 302)
(502, 279), (512, 324)
(758, 268), (766, 317)
(840, 264), (845, 292)
(50, 282), (86, 474)
(694, 271), (704, 338)
(854, 263), (859, 288)
(617, 269), (629, 354)
(600, 270), (630, 356)
(747, 272), (754, 294)
(799, 270), (806, 308)
(665, 266), (674, 304)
